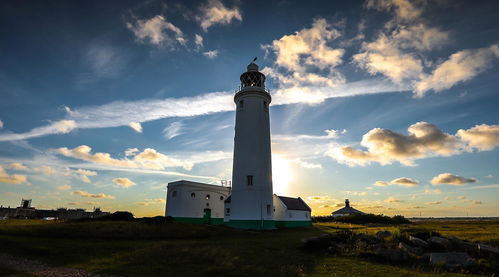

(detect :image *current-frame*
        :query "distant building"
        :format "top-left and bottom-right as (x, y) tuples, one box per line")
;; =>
(0, 199), (109, 220)
(331, 199), (365, 217)
(273, 195), (311, 227)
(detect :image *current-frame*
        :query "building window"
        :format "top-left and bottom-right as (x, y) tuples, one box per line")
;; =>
(263, 101), (268, 111)
(206, 203), (209, 207)
(305, 212), (308, 219)
(239, 100), (244, 109)
(289, 212), (292, 218)
(205, 194), (210, 200)
(247, 175), (253, 186)
(172, 191), (177, 197)
(191, 192), (195, 198)
(226, 208), (230, 215)
(266, 204), (271, 216)
(220, 196), (224, 201)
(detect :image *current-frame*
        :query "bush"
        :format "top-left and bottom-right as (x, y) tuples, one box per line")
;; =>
(97, 211), (134, 221)
(312, 213), (410, 225)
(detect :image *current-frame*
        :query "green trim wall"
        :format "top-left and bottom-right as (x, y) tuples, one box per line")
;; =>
(225, 220), (276, 230)
(173, 217), (224, 225)
(275, 220), (311, 228)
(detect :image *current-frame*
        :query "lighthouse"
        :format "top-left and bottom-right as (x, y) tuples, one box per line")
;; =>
(227, 62), (275, 229)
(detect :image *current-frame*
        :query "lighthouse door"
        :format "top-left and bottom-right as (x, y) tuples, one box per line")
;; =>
(203, 208), (211, 224)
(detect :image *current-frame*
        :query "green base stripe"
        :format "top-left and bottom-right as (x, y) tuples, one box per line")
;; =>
(173, 217), (224, 225)
(225, 220), (276, 230)
(275, 220), (311, 228)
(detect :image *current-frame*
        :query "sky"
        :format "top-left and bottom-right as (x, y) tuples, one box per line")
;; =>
(0, 0), (498, 217)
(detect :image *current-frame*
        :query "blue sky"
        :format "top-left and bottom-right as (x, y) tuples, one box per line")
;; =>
(0, 0), (498, 217)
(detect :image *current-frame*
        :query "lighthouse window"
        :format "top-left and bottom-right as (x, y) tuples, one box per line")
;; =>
(205, 194), (210, 200)
(220, 196), (224, 201)
(226, 208), (230, 215)
(172, 190), (177, 197)
(263, 101), (268, 111)
(247, 175), (253, 186)
(191, 192), (195, 198)
(239, 100), (244, 109)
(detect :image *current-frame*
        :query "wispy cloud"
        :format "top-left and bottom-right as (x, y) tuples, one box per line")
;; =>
(431, 173), (477, 186)
(113, 177), (136, 188)
(73, 190), (115, 199)
(163, 121), (184, 139)
(203, 50), (218, 59)
(0, 166), (27, 184)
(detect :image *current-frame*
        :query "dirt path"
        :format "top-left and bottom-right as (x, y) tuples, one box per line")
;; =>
(0, 253), (119, 277)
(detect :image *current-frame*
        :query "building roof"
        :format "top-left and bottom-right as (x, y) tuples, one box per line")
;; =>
(331, 199), (365, 215)
(277, 196), (311, 211)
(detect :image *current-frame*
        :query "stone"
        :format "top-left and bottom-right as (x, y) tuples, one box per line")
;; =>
(301, 234), (332, 251)
(409, 235), (429, 248)
(374, 247), (408, 262)
(478, 243), (499, 255)
(398, 242), (423, 256)
(376, 230), (392, 240)
(356, 233), (378, 244)
(428, 236), (452, 249)
(429, 252), (474, 268)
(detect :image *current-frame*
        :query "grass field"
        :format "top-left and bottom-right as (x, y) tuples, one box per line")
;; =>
(0, 219), (498, 276)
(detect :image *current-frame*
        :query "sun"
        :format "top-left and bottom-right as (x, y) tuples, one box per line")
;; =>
(272, 154), (293, 195)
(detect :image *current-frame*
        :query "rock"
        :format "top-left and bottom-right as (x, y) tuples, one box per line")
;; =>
(428, 236), (452, 249)
(429, 252), (474, 268)
(374, 247), (408, 262)
(478, 243), (499, 255)
(328, 242), (349, 254)
(376, 230), (392, 240)
(398, 242), (423, 256)
(409, 235), (429, 248)
(301, 234), (332, 251)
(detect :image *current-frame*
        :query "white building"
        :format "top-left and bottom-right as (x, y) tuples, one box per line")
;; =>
(165, 180), (230, 224)
(165, 62), (312, 229)
(273, 195), (311, 227)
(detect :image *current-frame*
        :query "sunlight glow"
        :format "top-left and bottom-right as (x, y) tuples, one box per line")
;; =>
(272, 154), (292, 195)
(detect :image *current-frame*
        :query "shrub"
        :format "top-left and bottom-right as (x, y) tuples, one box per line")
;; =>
(312, 213), (410, 225)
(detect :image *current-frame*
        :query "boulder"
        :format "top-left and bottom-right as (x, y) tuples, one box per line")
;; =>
(374, 247), (408, 262)
(398, 242), (423, 256)
(429, 252), (474, 268)
(376, 230), (392, 240)
(301, 234), (332, 251)
(478, 243), (499, 255)
(428, 236), (452, 249)
(409, 235), (429, 248)
(356, 233), (378, 244)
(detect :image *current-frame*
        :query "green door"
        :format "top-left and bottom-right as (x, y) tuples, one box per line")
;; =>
(203, 209), (211, 224)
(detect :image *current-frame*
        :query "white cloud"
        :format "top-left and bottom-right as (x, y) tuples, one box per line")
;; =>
(197, 0), (242, 32)
(125, 148), (139, 156)
(194, 34), (204, 49)
(366, 0), (423, 21)
(390, 177), (419, 187)
(328, 122), (499, 166)
(55, 145), (137, 168)
(424, 189), (443, 194)
(0, 120), (3, 129)
(457, 124), (499, 151)
(203, 50), (218, 59)
(0, 166), (27, 184)
(431, 173), (477, 186)
(112, 177), (136, 188)
(415, 45), (499, 96)
(163, 121), (183, 140)
(128, 122), (143, 133)
(273, 129), (346, 142)
(373, 177), (419, 187)
(427, 201), (442, 205)
(9, 163), (28, 171)
(73, 190), (115, 199)
(57, 184), (71, 191)
(136, 198), (166, 206)
(127, 15), (186, 47)
(384, 196), (403, 203)
(327, 121), (461, 166)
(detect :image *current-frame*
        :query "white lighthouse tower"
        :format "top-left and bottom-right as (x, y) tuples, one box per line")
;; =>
(226, 62), (275, 229)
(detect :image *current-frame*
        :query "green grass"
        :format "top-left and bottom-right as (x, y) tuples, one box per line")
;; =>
(0, 219), (497, 276)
